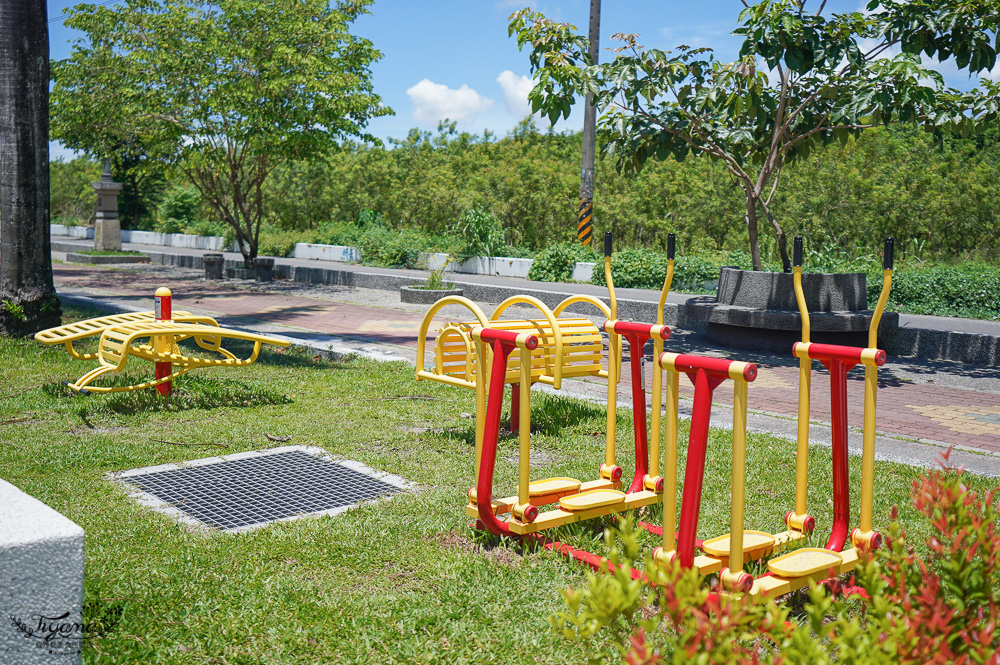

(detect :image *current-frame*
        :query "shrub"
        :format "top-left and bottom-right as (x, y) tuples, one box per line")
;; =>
(883, 261), (1000, 321)
(356, 208), (386, 230)
(590, 248), (721, 292)
(528, 242), (598, 282)
(553, 455), (1000, 665)
(456, 205), (504, 262)
(257, 230), (312, 258)
(158, 185), (202, 226)
(356, 227), (421, 268)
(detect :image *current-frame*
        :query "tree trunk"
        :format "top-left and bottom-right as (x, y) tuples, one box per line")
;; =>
(745, 196), (762, 271)
(765, 208), (792, 273)
(0, 0), (61, 337)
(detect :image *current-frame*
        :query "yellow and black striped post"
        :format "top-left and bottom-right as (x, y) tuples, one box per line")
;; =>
(578, 197), (593, 245)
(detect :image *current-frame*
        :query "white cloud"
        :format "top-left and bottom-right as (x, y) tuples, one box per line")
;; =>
(406, 79), (494, 125)
(497, 0), (537, 8)
(496, 70), (536, 117)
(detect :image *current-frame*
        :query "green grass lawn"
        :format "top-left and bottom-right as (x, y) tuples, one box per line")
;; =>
(2, 306), (995, 664)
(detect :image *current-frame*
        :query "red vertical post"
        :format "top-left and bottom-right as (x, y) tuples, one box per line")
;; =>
(677, 369), (713, 569)
(627, 333), (649, 493)
(825, 360), (851, 551)
(510, 383), (520, 433)
(154, 287), (172, 397)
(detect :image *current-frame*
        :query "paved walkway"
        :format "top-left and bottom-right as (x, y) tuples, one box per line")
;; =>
(48, 254), (1000, 477)
(67, 235), (1000, 337)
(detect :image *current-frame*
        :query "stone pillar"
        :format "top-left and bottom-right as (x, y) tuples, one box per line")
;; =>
(91, 161), (123, 251)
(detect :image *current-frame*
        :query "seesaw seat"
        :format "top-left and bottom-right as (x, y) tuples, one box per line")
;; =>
(34, 310), (220, 360)
(38, 317), (289, 393)
(701, 530), (776, 558)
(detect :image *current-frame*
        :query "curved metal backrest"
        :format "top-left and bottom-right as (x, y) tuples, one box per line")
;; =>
(415, 295), (490, 385)
(490, 295), (564, 390)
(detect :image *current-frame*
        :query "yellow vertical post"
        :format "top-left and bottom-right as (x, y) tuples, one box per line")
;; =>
(649, 251), (674, 486)
(605, 331), (618, 469)
(792, 258), (812, 520)
(860, 363), (877, 533)
(518, 350), (532, 509)
(662, 368), (679, 552)
(860, 267), (892, 534)
(728, 379), (749, 574)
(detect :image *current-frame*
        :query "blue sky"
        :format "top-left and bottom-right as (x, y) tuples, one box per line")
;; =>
(47, 0), (996, 160)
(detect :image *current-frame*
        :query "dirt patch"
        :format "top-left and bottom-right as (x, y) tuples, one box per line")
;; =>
(503, 447), (559, 468)
(426, 530), (523, 569)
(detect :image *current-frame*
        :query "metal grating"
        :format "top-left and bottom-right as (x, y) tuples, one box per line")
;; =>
(113, 447), (408, 532)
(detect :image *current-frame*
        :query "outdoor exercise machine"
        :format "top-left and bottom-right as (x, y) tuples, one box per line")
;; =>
(415, 232), (681, 531)
(36, 287), (289, 395)
(471, 319), (669, 536)
(650, 236), (895, 598)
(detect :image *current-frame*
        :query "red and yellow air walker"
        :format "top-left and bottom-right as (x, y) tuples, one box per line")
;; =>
(651, 236), (895, 598)
(465, 233), (675, 536)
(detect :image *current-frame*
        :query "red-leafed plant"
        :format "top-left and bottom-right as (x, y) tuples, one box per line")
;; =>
(555, 453), (999, 665)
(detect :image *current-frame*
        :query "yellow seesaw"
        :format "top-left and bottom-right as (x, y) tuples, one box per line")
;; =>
(35, 288), (289, 394)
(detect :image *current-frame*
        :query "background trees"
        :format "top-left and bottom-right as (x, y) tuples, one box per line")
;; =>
(509, 0), (1000, 270)
(51, 0), (391, 267)
(0, 0), (61, 337)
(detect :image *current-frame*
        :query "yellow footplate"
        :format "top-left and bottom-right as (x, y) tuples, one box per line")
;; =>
(529, 477), (581, 497)
(768, 548), (843, 578)
(559, 489), (626, 512)
(701, 530), (776, 557)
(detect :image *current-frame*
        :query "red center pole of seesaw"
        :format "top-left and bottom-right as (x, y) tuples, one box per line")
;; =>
(154, 287), (173, 397)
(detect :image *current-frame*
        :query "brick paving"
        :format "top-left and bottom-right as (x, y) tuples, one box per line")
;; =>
(52, 262), (1000, 461)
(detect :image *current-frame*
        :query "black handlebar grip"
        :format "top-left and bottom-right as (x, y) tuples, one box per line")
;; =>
(883, 237), (894, 270)
(604, 232), (613, 257)
(793, 236), (803, 267)
(667, 233), (676, 260)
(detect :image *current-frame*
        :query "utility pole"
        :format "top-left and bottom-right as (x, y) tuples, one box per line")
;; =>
(577, 0), (601, 246)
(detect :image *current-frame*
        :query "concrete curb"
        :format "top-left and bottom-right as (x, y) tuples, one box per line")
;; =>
(0, 480), (85, 665)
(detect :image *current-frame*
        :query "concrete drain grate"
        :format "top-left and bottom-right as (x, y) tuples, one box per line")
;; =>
(109, 446), (411, 532)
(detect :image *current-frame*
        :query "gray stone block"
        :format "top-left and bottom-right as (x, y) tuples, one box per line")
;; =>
(0, 479), (85, 664)
(716, 267), (868, 311)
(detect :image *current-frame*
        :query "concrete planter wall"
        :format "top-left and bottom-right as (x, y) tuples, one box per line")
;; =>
(572, 262), (596, 282)
(416, 252), (534, 279)
(50, 223), (94, 239)
(290, 243), (360, 263)
(121, 230), (231, 251)
(65, 252), (149, 265)
(50, 225), (233, 251)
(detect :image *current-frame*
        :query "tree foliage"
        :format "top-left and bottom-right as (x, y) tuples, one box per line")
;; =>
(509, 0), (1000, 270)
(51, 0), (391, 266)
